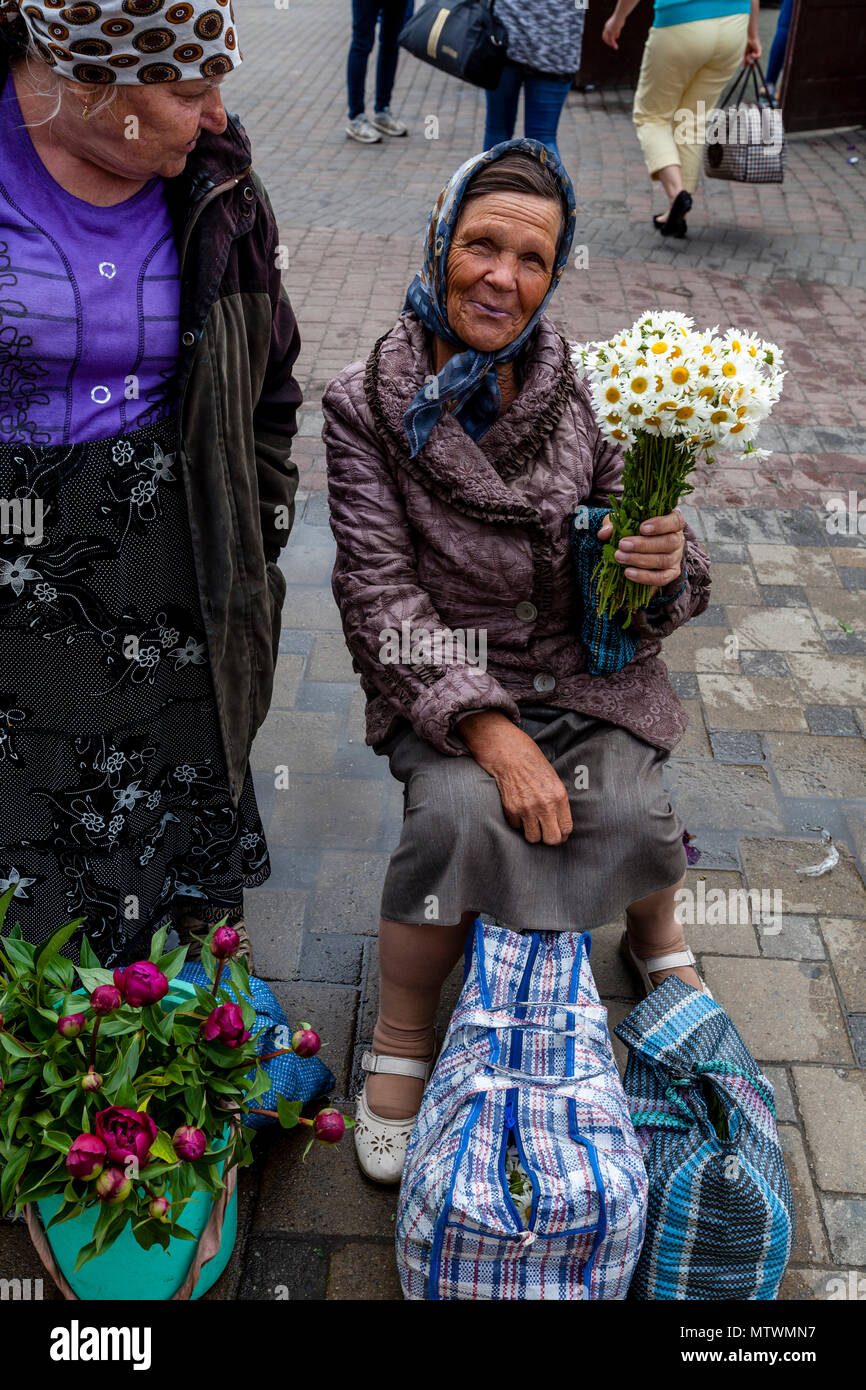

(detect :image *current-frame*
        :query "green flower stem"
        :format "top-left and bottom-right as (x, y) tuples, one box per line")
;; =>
(89, 1015), (101, 1067)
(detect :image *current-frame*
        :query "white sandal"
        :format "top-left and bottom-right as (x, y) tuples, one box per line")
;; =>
(354, 1051), (434, 1185)
(620, 930), (714, 1000)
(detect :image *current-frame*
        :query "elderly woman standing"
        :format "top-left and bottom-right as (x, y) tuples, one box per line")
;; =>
(323, 138), (713, 1185)
(0, 2), (301, 966)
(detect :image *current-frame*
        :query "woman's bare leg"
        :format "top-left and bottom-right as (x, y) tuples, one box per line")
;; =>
(366, 910), (477, 1120)
(625, 871), (701, 989)
(654, 162), (686, 223)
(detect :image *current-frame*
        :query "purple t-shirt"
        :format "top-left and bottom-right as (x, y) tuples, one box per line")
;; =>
(0, 70), (180, 445)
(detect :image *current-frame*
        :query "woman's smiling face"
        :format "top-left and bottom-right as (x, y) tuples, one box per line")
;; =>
(444, 191), (562, 351)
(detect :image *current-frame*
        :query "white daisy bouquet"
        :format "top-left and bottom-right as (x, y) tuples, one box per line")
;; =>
(572, 311), (785, 623)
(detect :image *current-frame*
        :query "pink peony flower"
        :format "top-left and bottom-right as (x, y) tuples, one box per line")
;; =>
(113, 961), (169, 1007)
(90, 985), (123, 1015)
(211, 925), (240, 960)
(313, 1109), (346, 1146)
(94, 1106), (157, 1165)
(201, 1003), (250, 1049)
(172, 1125), (207, 1162)
(65, 1133), (107, 1181)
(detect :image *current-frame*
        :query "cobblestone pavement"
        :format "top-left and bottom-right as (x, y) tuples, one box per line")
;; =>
(3, 0), (864, 1304)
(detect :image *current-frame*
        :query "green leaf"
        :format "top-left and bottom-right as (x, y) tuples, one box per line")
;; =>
(0, 1146), (28, 1213)
(276, 1096), (302, 1130)
(0, 1033), (34, 1060)
(154, 945), (188, 982)
(46, 1201), (84, 1230)
(0, 883), (19, 938)
(34, 920), (84, 980)
(41, 1130), (72, 1155)
(75, 965), (113, 993)
(242, 1067), (271, 1104)
(150, 1130), (177, 1164)
(1, 935), (36, 973)
(149, 923), (169, 963)
(73, 1238), (101, 1274)
(78, 936), (101, 970)
(227, 954), (252, 1003)
(167, 1222), (197, 1242)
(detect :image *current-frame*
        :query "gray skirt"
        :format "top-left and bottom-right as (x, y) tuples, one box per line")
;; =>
(376, 704), (687, 933)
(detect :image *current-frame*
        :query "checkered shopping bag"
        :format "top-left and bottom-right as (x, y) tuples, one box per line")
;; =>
(614, 976), (795, 1300)
(396, 920), (648, 1300)
(703, 59), (786, 184)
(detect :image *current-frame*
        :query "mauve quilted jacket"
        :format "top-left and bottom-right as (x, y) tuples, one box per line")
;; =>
(322, 312), (711, 757)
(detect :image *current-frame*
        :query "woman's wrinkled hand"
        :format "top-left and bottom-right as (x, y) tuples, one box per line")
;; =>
(597, 509), (685, 596)
(456, 711), (572, 846)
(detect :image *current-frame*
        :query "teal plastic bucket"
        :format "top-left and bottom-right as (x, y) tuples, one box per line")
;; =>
(37, 979), (238, 1300)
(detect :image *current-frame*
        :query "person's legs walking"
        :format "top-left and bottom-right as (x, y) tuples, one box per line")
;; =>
(347, 0), (380, 118)
(522, 73), (572, 162)
(675, 13), (751, 192)
(367, 911), (476, 1119)
(766, 0), (794, 89)
(633, 22), (703, 220)
(374, 0), (406, 113)
(484, 60), (523, 149)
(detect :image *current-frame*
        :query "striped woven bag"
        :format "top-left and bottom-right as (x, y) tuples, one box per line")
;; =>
(396, 920), (648, 1300)
(614, 976), (795, 1300)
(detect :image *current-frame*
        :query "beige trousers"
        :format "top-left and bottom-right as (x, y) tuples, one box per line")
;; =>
(633, 13), (750, 192)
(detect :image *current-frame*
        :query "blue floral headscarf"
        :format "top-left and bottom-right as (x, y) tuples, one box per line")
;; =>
(402, 138), (576, 459)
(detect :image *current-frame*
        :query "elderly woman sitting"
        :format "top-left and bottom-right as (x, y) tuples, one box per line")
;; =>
(322, 139), (712, 1185)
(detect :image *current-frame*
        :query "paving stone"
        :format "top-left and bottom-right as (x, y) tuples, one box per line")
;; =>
(245, 888), (307, 981)
(740, 650), (790, 678)
(788, 654), (866, 706)
(807, 589), (866, 634)
(294, 680), (359, 716)
(689, 604), (729, 627)
(840, 568), (866, 591)
(709, 731), (765, 763)
(269, 775), (385, 849)
(279, 629), (315, 656)
(726, 606), (825, 653)
(675, 699), (712, 759)
(778, 1268), (856, 1301)
(702, 541), (749, 563)
(757, 585), (810, 608)
(819, 918), (866, 1012)
(764, 732), (866, 798)
(299, 932), (365, 986)
(776, 508), (835, 547)
(697, 675), (807, 732)
(270, 652), (306, 708)
(668, 671), (699, 700)
(678, 830), (741, 871)
(281, 544), (336, 587)
(659, 625), (740, 672)
(326, 1243), (402, 1300)
(824, 631), (866, 656)
(585, 920), (635, 999)
(832, 546), (866, 570)
(761, 1065), (797, 1124)
(310, 850), (390, 935)
(820, 1198), (866, 1265)
(706, 562), (761, 605)
(805, 705), (862, 736)
(283, 587), (343, 630)
(666, 762), (783, 832)
(677, 869), (760, 956)
(250, 710), (339, 776)
(848, 1015), (866, 1067)
(307, 632), (359, 682)
(254, 1124), (399, 1237)
(760, 914), (825, 961)
(702, 509), (785, 544)
(700, 958), (854, 1064)
(268, 980), (357, 1100)
(749, 544), (841, 587)
(739, 836), (866, 918)
(793, 1067), (866, 1192)
(303, 492), (331, 526)
(347, 687), (369, 744)
(777, 1124), (830, 1264)
(238, 1236), (329, 1301)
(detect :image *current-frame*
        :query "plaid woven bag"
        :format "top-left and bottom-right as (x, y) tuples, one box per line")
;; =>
(396, 920), (648, 1300)
(703, 59), (786, 184)
(614, 976), (795, 1300)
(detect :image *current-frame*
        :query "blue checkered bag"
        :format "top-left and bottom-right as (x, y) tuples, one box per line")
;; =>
(178, 963), (335, 1131)
(614, 976), (795, 1299)
(396, 920), (648, 1300)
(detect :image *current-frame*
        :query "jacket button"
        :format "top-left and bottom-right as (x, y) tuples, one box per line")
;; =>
(182, 331), (195, 347)
(533, 673), (556, 694)
(515, 601), (538, 622)
(243, 186), (255, 202)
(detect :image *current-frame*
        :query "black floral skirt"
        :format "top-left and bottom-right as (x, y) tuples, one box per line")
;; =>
(0, 416), (270, 967)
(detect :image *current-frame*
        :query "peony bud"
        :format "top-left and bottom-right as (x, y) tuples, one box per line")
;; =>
(66, 1132), (107, 1181)
(148, 1196), (170, 1222)
(113, 961), (169, 1007)
(172, 1125), (206, 1162)
(57, 1013), (86, 1039)
(81, 1068), (102, 1092)
(90, 984), (122, 1015)
(211, 925), (240, 960)
(201, 1002), (250, 1049)
(94, 1166), (133, 1204)
(313, 1109), (346, 1146)
(291, 1025), (321, 1058)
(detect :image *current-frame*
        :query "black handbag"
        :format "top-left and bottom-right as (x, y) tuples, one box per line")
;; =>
(703, 59), (786, 185)
(398, 0), (509, 91)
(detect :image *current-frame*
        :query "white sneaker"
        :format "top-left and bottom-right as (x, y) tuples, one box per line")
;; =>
(369, 107), (408, 137)
(346, 113), (382, 144)
(354, 1050), (433, 1185)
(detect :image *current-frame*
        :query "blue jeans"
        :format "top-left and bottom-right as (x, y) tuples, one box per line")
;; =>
(484, 61), (572, 162)
(766, 0), (794, 87)
(347, 0), (413, 120)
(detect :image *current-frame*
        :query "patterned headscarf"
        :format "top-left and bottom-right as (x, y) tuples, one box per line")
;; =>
(1, 0), (241, 84)
(403, 138), (576, 459)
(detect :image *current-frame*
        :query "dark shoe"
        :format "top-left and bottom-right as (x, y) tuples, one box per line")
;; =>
(174, 909), (254, 972)
(653, 190), (693, 238)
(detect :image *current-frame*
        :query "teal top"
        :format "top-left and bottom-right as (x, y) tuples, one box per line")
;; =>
(654, 0), (751, 28)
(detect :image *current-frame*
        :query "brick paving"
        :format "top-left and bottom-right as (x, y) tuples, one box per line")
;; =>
(3, 0), (865, 1304)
